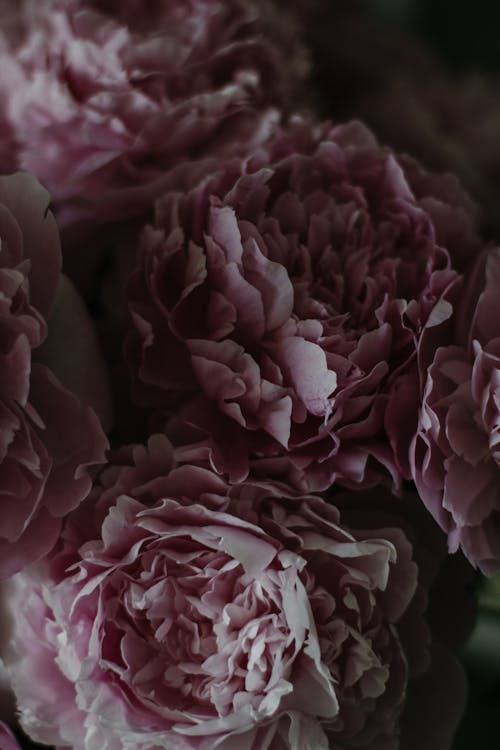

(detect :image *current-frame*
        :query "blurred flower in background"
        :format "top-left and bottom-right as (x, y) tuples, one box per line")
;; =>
(292, 0), (500, 241)
(0, 0), (307, 228)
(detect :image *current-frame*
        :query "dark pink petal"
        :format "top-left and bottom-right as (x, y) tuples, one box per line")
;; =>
(0, 722), (21, 750)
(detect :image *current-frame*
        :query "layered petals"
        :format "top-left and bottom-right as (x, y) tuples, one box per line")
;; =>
(0, 0), (302, 226)
(127, 121), (469, 491)
(5, 436), (422, 750)
(412, 250), (500, 572)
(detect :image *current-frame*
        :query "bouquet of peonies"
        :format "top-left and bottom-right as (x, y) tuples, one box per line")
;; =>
(0, 1), (497, 748)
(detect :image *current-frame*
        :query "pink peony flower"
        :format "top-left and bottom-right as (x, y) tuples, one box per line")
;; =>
(0, 172), (108, 580)
(412, 248), (500, 574)
(126, 120), (470, 491)
(0, 0), (302, 227)
(5, 435), (424, 750)
(0, 722), (20, 750)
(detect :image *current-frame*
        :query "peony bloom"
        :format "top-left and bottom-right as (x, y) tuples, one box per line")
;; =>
(5, 435), (428, 750)
(0, 172), (108, 580)
(127, 120), (473, 491)
(0, 0), (303, 227)
(412, 248), (500, 574)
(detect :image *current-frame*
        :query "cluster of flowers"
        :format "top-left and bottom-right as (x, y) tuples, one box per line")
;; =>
(0, 1), (496, 749)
